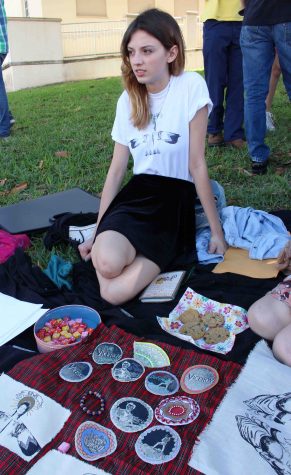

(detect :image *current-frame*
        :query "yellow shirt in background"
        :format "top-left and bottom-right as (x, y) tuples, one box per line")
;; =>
(201, 0), (242, 22)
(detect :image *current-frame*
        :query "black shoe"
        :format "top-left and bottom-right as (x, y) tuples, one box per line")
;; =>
(251, 160), (268, 175)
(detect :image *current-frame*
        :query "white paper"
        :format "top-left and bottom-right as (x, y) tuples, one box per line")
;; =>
(26, 450), (112, 475)
(189, 341), (291, 475)
(0, 293), (48, 346)
(0, 374), (71, 461)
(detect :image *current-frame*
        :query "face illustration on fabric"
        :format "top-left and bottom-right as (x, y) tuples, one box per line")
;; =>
(236, 392), (291, 474)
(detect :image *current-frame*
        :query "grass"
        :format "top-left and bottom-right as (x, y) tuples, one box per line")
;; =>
(1, 75), (290, 267)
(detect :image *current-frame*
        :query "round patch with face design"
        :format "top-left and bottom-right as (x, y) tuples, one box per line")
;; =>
(110, 397), (153, 433)
(135, 425), (181, 465)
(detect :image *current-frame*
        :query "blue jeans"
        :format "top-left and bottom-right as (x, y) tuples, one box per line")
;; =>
(195, 180), (226, 230)
(240, 23), (291, 163)
(0, 53), (10, 137)
(203, 20), (244, 141)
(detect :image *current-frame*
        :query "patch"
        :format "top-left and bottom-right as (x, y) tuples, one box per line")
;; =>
(154, 396), (200, 426)
(59, 362), (93, 383)
(133, 342), (170, 368)
(111, 358), (144, 382)
(92, 342), (123, 365)
(135, 425), (181, 465)
(180, 365), (219, 394)
(145, 370), (179, 396)
(75, 421), (117, 461)
(110, 397), (153, 433)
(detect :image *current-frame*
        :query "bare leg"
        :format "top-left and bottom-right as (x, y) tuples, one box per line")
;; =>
(91, 231), (160, 305)
(247, 294), (291, 340)
(266, 53), (281, 111)
(273, 323), (291, 367)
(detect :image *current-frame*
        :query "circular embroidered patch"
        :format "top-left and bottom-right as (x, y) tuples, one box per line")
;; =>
(145, 371), (179, 396)
(133, 342), (170, 368)
(92, 343), (123, 365)
(75, 421), (117, 461)
(135, 425), (181, 465)
(59, 362), (93, 383)
(155, 396), (200, 426)
(110, 397), (153, 433)
(180, 365), (219, 394)
(111, 358), (144, 382)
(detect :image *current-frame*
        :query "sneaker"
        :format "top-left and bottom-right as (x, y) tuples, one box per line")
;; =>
(208, 133), (224, 147)
(10, 118), (16, 125)
(266, 111), (275, 131)
(251, 160), (268, 175)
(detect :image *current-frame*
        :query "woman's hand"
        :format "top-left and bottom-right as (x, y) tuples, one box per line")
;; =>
(277, 241), (291, 273)
(208, 234), (228, 255)
(78, 237), (94, 262)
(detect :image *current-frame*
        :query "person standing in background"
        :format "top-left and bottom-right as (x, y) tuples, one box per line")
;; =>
(0, 0), (13, 139)
(202, 0), (245, 149)
(240, 0), (291, 175)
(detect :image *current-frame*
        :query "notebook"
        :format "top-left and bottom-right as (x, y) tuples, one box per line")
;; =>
(139, 271), (186, 303)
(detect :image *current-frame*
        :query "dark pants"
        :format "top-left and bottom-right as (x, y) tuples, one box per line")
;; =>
(203, 20), (244, 142)
(0, 53), (10, 137)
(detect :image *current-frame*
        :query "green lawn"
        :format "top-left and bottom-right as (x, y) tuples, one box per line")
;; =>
(1, 76), (290, 266)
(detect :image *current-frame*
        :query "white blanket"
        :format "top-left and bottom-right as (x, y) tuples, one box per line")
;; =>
(189, 340), (291, 475)
(0, 375), (70, 461)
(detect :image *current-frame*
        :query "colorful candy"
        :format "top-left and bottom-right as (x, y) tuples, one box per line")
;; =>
(36, 316), (94, 346)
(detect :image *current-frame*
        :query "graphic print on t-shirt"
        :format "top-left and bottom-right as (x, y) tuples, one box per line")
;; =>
(129, 113), (180, 157)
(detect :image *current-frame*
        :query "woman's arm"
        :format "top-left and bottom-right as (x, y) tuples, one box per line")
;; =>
(79, 142), (130, 260)
(189, 105), (227, 254)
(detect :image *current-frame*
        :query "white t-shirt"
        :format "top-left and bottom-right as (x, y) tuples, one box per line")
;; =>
(111, 71), (212, 182)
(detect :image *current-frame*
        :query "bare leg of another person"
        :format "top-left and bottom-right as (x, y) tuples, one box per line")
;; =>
(91, 230), (160, 305)
(265, 53), (281, 131)
(273, 323), (291, 367)
(247, 294), (291, 340)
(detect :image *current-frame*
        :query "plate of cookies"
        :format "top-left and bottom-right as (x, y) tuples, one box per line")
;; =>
(157, 287), (248, 354)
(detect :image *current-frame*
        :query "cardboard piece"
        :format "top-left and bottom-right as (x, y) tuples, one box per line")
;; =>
(212, 247), (279, 278)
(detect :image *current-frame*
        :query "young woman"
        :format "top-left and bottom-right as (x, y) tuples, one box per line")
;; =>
(79, 8), (227, 305)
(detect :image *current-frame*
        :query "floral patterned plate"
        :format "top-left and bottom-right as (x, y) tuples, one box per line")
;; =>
(157, 287), (248, 354)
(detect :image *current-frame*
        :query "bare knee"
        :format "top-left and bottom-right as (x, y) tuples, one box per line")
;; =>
(273, 332), (291, 367)
(247, 300), (268, 336)
(94, 256), (123, 279)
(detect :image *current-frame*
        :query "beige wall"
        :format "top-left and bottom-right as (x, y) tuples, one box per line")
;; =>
(4, 17), (64, 91)
(6, 0), (204, 21)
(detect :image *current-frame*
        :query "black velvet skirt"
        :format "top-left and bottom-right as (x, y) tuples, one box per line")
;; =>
(95, 174), (197, 270)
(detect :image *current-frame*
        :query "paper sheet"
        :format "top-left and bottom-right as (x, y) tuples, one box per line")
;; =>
(0, 293), (48, 346)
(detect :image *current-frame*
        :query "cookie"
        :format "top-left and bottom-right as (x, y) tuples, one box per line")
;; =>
(178, 309), (200, 325)
(179, 322), (206, 340)
(204, 327), (230, 344)
(202, 312), (225, 328)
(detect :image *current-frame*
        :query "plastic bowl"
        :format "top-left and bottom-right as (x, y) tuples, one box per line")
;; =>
(34, 305), (101, 354)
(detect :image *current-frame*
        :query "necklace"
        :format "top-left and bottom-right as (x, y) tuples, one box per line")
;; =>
(149, 78), (172, 131)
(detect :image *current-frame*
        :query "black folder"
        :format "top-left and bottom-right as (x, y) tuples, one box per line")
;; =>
(0, 187), (100, 234)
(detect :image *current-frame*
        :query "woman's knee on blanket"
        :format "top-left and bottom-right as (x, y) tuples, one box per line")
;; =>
(272, 324), (291, 367)
(247, 294), (290, 340)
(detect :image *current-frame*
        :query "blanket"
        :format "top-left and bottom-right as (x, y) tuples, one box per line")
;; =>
(0, 323), (241, 475)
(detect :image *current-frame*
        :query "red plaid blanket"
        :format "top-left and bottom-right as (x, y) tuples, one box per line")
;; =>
(0, 324), (241, 474)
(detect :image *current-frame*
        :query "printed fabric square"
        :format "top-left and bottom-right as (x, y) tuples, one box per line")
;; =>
(189, 340), (291, 475)
(0, 374), (71, 461)
(157, 287), (248, 354)
(26, 449), (111, 474)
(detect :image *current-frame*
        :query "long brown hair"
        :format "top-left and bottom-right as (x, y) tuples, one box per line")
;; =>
(121, 9), (185, 129)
